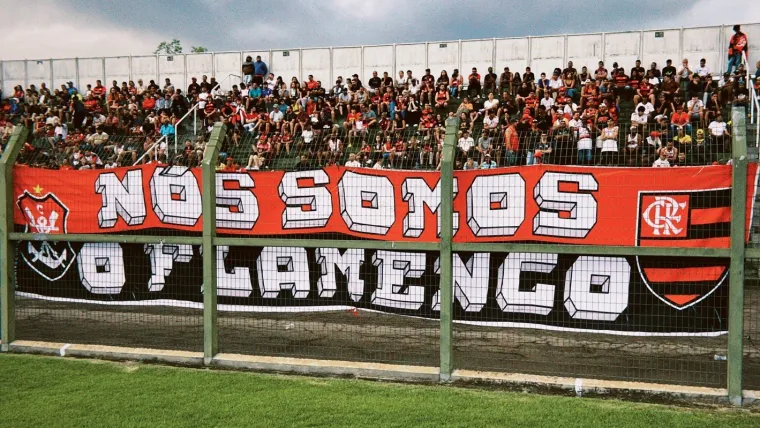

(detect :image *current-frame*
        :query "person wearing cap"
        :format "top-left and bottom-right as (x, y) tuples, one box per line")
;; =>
(652, 149), (671, 167)
(527, 132), (552, 165)
(673, 125), (692, 160)
(693, 129), (707, 165)
(479, 153), (497, 169)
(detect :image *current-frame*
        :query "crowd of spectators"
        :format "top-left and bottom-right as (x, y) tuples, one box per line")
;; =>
(1, 26), (757, 171)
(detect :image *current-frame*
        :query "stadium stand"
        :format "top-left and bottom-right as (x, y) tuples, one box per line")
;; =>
(1, 28), (758, 171)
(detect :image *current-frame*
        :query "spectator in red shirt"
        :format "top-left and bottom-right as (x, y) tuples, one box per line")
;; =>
(670, 105), (691, 135)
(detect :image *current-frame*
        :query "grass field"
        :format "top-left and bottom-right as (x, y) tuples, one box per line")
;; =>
(1, 354), (759, 427)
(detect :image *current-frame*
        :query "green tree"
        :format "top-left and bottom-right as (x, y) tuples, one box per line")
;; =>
(154, 39), (183, 55)
(191, 46), (209, 53)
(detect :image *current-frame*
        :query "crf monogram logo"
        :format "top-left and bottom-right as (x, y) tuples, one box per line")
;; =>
(643, 196), (687, 236)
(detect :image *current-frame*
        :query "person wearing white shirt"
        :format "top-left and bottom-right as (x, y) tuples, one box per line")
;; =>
(631, 106), (649, 127)
(598, 120), (619, 165)
(540, 93), (555, 110)
(301, 127), (314, 145)
(562, 102), (578, 116)
(198, 90), (209, 109)
(576, 124), (593, 165)
(409, 79), (420, 95)
(636, 102), (655, 116)
(270, 106), (284, 124)
(483, 93), (499, 112)
(345, 153), (361, 168)
(396, 71), (409, 89)
(695, 59), (711, 78)
(687, 96), (704, 125)
(568, 113), (583, 130)
(483, 112), (499, 130)
(708, 114), (731, 152)
(652, 151), (671, 167)
(548, 74), (564, 96)
(458, 131), (475, 157)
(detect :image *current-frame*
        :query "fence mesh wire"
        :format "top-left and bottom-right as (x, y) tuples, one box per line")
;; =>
(451, 253), (730, 387)
(744, 258), (760, 390)
(216, 246), (440, 366)
(3, 66), (758, 389)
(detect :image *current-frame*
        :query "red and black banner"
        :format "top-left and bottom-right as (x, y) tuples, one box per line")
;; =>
(11, 164), (759, 336)
(12, 164), (759, 247)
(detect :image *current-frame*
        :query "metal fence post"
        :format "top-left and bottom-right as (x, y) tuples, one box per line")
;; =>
(728, 107), (748, 406)
(0, 126), (29, 351)
(202, 123), (224, 364)
(439, 118), (459, 381)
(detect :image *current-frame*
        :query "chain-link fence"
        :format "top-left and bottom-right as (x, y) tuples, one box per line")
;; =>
(0, 108), (758, 403)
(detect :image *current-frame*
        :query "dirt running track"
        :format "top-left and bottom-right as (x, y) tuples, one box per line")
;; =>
(14, 289), (760, 390)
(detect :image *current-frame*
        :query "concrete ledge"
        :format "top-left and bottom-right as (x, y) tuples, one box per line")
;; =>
(8, 340), (204, 366)
(452, 369), (729, 401)
(213, 353), (440, 382)
(5, 340), (760, 406)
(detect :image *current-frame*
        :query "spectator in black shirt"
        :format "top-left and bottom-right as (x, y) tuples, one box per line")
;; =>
(631, 60), (645, 81)
(295, 155), (312, 171)
(649, 62), (661, 79)
(368, 71), (382, 90)
(662, 59), (676, 79)
(686, 74), (704, 100)
(188, 77), (200, 95)
(523, 67), (535, 84)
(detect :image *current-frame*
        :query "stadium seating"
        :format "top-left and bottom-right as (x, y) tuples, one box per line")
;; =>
(0, 55), (757, 171)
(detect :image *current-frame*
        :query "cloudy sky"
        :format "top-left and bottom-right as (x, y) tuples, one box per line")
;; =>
(0, 0), (758, 60)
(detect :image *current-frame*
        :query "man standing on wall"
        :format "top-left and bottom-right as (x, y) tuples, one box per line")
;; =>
(727, 25), (748, 74)
(253, 56), (268, 86)
(242, 56), (255, 85)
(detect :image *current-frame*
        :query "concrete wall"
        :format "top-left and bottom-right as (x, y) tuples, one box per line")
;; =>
(2, 23), (758, 97)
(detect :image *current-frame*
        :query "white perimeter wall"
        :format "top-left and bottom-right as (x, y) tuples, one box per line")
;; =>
(2, 24), (758, 96)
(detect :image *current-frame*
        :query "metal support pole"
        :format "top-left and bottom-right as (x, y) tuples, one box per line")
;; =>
(75, 58), (80, 90)
(492, 38), (497, 71)
(49, 58), (54, 89)
(0, 126), (28, 351)
(527, 36), (533, 70)
(563, 35), (568, 67)
(202, 123), (224, 364)
(728, 107), (748, 406)
(439, 117), (458, 381)
(424, 42), (429, 70)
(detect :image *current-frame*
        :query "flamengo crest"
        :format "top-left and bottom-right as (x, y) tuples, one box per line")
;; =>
(17, 190), (76, 281)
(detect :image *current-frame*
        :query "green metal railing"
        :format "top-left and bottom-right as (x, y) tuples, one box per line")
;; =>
(0, 108), (755, 405)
